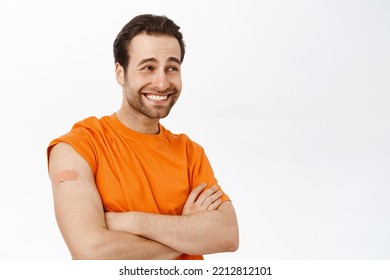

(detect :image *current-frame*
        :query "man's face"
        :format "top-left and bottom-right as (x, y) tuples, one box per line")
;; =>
(118, 33), (182, 120)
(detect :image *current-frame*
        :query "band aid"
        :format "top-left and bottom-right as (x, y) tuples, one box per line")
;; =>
(53, 170), (79, 185)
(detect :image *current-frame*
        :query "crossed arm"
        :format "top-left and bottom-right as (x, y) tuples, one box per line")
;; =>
(48, 142), (239, 259)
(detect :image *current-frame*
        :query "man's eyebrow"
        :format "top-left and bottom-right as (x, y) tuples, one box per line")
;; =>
(168, 57), (181, 64)
(137, 58), (158, 66)
(137, 57), (181, 66)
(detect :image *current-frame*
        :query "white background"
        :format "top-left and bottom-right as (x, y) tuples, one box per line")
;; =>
(0, 0), (389, 260)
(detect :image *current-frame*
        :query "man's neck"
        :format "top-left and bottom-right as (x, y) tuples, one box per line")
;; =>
(116, 108), (160, 135)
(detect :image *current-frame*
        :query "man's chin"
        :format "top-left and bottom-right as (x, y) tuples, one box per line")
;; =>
(143, 108), (172, 120)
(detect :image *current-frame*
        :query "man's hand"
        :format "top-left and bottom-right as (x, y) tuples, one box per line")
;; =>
(181, 183), (223, 215)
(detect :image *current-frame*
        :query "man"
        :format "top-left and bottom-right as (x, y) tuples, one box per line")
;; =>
(47, 14), (239, 260)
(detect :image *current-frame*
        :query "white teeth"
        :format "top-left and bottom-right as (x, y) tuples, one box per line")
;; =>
(145, 94), (168, 101)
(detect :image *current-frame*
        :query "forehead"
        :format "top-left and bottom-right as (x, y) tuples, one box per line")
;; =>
(128, 33), (181, 63)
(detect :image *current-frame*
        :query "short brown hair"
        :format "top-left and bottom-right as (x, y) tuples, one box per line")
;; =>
(113, 14), (186, 73)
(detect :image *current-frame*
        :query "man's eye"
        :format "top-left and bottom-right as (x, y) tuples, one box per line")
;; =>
(168, 66), (179, 72)
(142, 66), (154, 71)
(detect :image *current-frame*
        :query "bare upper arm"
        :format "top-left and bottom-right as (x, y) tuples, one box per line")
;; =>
(48, 142), (106, 258)
(218, 201), (239, 228)
(217, 201), (240, 251)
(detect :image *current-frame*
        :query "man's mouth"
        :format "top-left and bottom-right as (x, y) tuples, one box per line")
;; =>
(145, 94), (169, 101)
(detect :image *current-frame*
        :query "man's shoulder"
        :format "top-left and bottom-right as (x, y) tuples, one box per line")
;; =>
(68, 114), (116, 136)
(48, 114), (112, 148)
(47, 115), (113, 169)
(161, 126), (204, 152)
(72, 115), (108, 130)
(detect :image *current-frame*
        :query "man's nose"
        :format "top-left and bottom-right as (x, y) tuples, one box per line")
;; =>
(151, 69), (170, 92)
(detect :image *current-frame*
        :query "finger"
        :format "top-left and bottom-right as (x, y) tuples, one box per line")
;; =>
(202, 190), (223, 208)
(196, 185), (220, 206)
(185, 183), (207, 205)
(208, 198), (223, 210)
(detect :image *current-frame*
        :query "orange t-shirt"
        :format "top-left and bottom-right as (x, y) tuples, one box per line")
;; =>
(47, 113), (229, 260)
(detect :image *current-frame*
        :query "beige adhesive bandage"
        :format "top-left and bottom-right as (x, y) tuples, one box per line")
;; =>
(53, 170), (79, 185)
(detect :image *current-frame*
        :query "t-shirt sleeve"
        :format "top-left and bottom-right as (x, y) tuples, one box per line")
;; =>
(47, 125), (98, 175)
(187, 140), (230, 202)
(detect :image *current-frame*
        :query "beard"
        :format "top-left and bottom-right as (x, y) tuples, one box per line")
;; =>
(124, 84), (180, 120)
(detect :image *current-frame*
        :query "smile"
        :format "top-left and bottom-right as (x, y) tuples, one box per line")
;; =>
(145, 94), (169, 101)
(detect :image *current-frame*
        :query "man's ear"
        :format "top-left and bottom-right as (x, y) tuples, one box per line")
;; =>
(115, 63), (125, 85)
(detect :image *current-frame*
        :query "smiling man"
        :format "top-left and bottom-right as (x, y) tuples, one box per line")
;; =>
(116, 33), (182, 133)
(47, 14), (239, 260)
